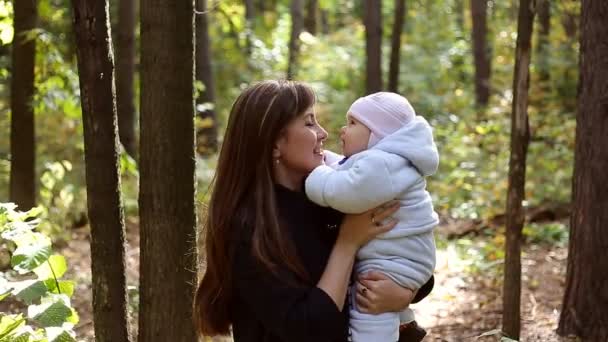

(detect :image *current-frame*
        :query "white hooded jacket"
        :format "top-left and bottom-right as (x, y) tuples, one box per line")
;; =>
(305, 116), (438, 289)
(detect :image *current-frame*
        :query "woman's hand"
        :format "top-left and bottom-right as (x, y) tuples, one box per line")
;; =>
(354, 271), (416, 314)
(337, 202), (399, 250)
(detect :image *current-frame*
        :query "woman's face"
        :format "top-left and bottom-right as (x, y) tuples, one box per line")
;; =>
(274, 106), (328, 183)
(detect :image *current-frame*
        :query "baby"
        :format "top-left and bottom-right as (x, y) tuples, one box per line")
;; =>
(305, 92), (438, 342)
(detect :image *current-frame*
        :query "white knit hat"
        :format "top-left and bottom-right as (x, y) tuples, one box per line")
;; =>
(348, 92), (416, 147)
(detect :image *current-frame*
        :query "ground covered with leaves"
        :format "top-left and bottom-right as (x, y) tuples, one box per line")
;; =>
(59, 219), (577, 342)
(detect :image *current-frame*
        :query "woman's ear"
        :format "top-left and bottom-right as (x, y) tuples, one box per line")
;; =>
(273, 134), (286, 159)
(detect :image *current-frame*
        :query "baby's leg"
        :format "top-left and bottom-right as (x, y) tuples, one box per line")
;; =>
(349, 283), (400, 342)
(399, 308), (415, 323)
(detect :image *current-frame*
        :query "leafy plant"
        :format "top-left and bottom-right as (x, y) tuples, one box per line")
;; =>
(0, 203), (79, 342)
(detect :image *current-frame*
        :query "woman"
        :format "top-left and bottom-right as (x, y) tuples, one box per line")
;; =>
(193, 80), (433, 342)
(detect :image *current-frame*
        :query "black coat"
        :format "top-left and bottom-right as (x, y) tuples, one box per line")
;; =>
(230, 184), (433, 342)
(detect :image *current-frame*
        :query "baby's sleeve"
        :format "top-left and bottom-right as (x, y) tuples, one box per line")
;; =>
(305, 154), (409, 214)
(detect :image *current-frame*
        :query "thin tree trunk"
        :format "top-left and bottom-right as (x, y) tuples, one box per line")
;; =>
(364, 0), (382, 94)
(454, 0), (465, 34)
(287, 0), (303, 79)
(562, 0), (578, 40)
(388, 0), (406, 93)
(558, 1), (608, 339)
(10, 0), (37, 211)
(196, 0), (218, 156)
(71, 1), (131, 341)
(245, 0), (254, 55)
(139, 0), (198, 340)
(502, 0), (535, 339)
(320, 8), (329, 34)
(305, 0), (317, 35)
(536, 0), (550, 83)
(471, 0), (491, 107)
(116, 0), (137, 159)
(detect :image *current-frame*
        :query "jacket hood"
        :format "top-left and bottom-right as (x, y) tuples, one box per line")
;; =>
(372, 116), (439, 176)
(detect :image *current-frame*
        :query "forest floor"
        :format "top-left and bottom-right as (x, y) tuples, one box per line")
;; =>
(57, 218), (578, 342)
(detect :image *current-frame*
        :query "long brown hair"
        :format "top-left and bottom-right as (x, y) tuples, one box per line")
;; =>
(193, 80), (316, 336)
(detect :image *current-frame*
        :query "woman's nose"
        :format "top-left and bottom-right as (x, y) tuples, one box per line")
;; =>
(318, 126), (328, 141)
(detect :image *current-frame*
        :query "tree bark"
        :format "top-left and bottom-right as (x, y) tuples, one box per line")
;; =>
(71, 1), (131, 341)
(454, 0), (465, 34)
(388, 0), (405, 93)
(10, 0), (37, 211)
(139, 0), (198, 340)
(196, 0), (218, 156)
(471, 0), (491, 107)
(320, 8), (329, 34)
(364, 0), (382, 94)
(115, 0), (137, 159)
(557, 1), (608, 339)
(562, 0), (578, 40)
(536, 0), (550, 83)
(502, 0), (535, 340)
(304, 0), (317, 35)
(287, 0), (303, 79)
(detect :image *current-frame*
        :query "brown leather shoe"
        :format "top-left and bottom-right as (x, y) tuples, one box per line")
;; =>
(398, 321), (427, 342)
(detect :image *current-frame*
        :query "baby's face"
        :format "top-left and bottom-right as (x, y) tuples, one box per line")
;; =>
(340, 113), (371, 157)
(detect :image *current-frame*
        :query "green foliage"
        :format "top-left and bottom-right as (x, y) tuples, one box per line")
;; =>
(37, 161), (86, 240)
(0, 0), (579, 250)
(0, 203), (78, 342)
(523, 222), (568, 246)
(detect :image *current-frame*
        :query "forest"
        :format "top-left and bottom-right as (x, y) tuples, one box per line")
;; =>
(1, 0), (607, 341)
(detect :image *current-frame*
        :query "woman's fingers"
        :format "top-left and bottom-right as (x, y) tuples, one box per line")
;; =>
(375, 218), (398, 234)
(373, 202), (399, 222)
(355, 292), (372, 312)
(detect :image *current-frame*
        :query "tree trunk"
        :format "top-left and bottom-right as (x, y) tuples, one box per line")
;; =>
(71, 1), (131, 341)
(364, 0), (382, 94)
(557, 1), (608, 339)
(388, 0), (405, 93)
(454, 0), (465, 34)
(139, 0), (198, 340)
(196, 0), (218, 156)
(562, 0), (578, 40)
(502, 0), (535, 340)
(115, 0), (137, 159)
(245, 0), (254, 55)
(287, 0), (303, 79)
(10, 0), (37, 211)
(320, 8), (329, 34)
(471, 0), (491, 107)
(536, 0), (550, 83)
(304, 0), (317, 35)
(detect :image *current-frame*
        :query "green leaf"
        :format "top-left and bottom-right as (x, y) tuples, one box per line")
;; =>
(45, 327), (76, 342)
(0, 277), (12, 302)
(0, 315), (25, 340)
(44, 280), (74, 298)
(34, 255), (67, 280)
(13, 280), (47, 305)
(11, 244), (52, 273)
(28, 295), (72, 328)
(6, 329), (33, 342)
(65, 308), (79, 325)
